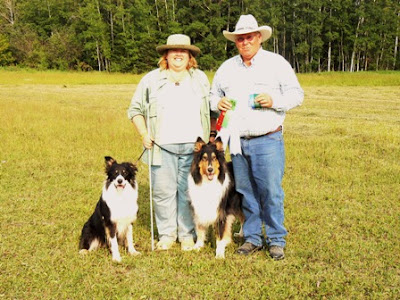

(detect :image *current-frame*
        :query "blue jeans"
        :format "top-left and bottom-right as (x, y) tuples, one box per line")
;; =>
(231, 131), (287, 248)
(151, 143), (195, 242)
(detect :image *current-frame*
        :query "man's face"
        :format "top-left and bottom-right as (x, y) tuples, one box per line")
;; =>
(235, 32), (262, 62)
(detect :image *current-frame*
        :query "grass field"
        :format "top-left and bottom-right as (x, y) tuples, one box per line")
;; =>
(0, 70), (399, 299)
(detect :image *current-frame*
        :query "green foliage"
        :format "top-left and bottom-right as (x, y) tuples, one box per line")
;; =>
(0, 34), (13, 66)
(1, 71), (399, 298)
(0, 0), (399, 72)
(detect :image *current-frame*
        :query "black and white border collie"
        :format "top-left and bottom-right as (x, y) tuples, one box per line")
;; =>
(188, 137), (244, 259)
(79, 156), (140, 262)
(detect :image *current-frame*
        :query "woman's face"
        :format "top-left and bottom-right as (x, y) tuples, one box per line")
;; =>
(167, 49), (190, 72)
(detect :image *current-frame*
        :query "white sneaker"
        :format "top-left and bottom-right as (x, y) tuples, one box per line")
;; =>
(181, 238), (195, 251)
(156, 239), (175, 251)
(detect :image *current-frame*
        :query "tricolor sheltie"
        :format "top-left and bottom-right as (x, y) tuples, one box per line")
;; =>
(79, 156), (140, 262)
(188, 137), (244, 259)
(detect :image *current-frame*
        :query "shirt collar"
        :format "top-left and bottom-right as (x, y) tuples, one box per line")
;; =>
(237, 47), (263, 67)
(157, 68), (195, 90)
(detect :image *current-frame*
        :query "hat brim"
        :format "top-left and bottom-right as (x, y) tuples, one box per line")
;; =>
(223, 26), (272, 43)
(156, 44), (201, 57)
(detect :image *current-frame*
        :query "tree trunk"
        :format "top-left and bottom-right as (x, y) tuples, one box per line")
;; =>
(393, 12), (399, 69)
(110, 10), (114, 49)
(155, 0), (161, 32)
(96, 40), (101, 71)
(282, 15), (286, 58)
(394, 34), (398, 69)
(350, 16), (363, 72)
(225, 3), (230, 52)
(341, 33), (345, 71)
(1, 0), (16, 25)
(327, 41), (331, 72)
(163, 0), (168, 21)
(120, 0), (125, 33)
(378, 33), (386, 70)
(46, 0), (51, 19)
(171, 0), (175, 21)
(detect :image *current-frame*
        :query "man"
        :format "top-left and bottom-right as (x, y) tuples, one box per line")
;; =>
(210, 14), (304, 260)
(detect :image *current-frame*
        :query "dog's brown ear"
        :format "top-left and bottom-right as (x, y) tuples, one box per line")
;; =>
(105, 156), (116, 167)
(215, 137), (224, 152)
(194, 137), (206, 152)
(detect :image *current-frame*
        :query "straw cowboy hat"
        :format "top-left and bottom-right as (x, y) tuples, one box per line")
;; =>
(156, 34), (200, 57)
(223, 14), (272, 43)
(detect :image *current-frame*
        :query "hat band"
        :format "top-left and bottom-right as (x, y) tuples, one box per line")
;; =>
(235, 26), (258, 32)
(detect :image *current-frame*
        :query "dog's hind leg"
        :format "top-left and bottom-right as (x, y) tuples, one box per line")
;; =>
(216, 214), (235, 259)
(126, 224), (141, 256)
(233, 225), (244, 238)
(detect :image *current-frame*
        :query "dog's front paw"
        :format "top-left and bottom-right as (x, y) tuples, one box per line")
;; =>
(112, 254), (122, 263)
(79, 249), (89, 255)
(215, 248), (226, 259)
(129, 250), (141, 256)
(193, 242), (204, 251)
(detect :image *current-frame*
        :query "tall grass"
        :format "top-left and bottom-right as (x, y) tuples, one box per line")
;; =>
(2, 67), (400, 86)
(0, 71), (399, 299)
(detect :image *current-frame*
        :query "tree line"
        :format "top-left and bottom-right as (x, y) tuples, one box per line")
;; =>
(0, 0), (399, 73)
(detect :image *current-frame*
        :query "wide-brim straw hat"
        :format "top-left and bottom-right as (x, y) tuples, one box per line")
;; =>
(156, 34), (200, 57)
(223, 14), (272, 43)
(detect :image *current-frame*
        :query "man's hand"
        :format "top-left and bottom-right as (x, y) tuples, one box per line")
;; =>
(255, 93), (273, 108)
(217, 97), (232, 111)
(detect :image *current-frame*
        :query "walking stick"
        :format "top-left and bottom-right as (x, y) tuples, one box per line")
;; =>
(146, 88), (155, 251)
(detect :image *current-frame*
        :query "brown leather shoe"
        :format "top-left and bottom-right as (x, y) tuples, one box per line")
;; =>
(236, 242), (262, 255)
(269, 245), (285, 260)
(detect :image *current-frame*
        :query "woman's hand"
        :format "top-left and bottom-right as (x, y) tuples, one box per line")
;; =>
(142, 133), (154, 149)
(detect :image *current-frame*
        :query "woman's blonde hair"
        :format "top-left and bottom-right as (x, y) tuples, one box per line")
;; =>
(158, 51), (198, 70)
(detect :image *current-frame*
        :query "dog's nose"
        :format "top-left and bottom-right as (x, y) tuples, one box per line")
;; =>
(207, 167), (213, 173)
(117, 178), (123, 184)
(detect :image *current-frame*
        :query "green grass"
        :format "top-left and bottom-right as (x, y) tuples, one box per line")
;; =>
(0, 68), (143, 85)
(2, 67), (400, 86)
(1, 71), (399, 299)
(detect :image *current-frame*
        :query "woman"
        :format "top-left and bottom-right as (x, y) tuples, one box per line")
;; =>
(127, 34), (211, 251)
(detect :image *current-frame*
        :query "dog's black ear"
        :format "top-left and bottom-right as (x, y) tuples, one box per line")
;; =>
(105, 156), (116, 168)
(127, 163), (138, 175)
(194, 137), (206, 153)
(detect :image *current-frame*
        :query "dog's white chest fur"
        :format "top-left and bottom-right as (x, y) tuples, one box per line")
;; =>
(102, 182), (138, 223)
(188, 176), (230, 225)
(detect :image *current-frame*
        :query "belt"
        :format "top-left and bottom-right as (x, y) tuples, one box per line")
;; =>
(241, 126), (282, 140)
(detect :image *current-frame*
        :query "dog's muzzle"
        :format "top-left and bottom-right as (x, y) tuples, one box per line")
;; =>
(206, 166), (215, 180)
(115, 176), (126, 189)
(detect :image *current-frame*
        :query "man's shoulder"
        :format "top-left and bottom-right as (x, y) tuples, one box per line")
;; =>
(258, 49), (288, 64)
(217, 55), (240, 72)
